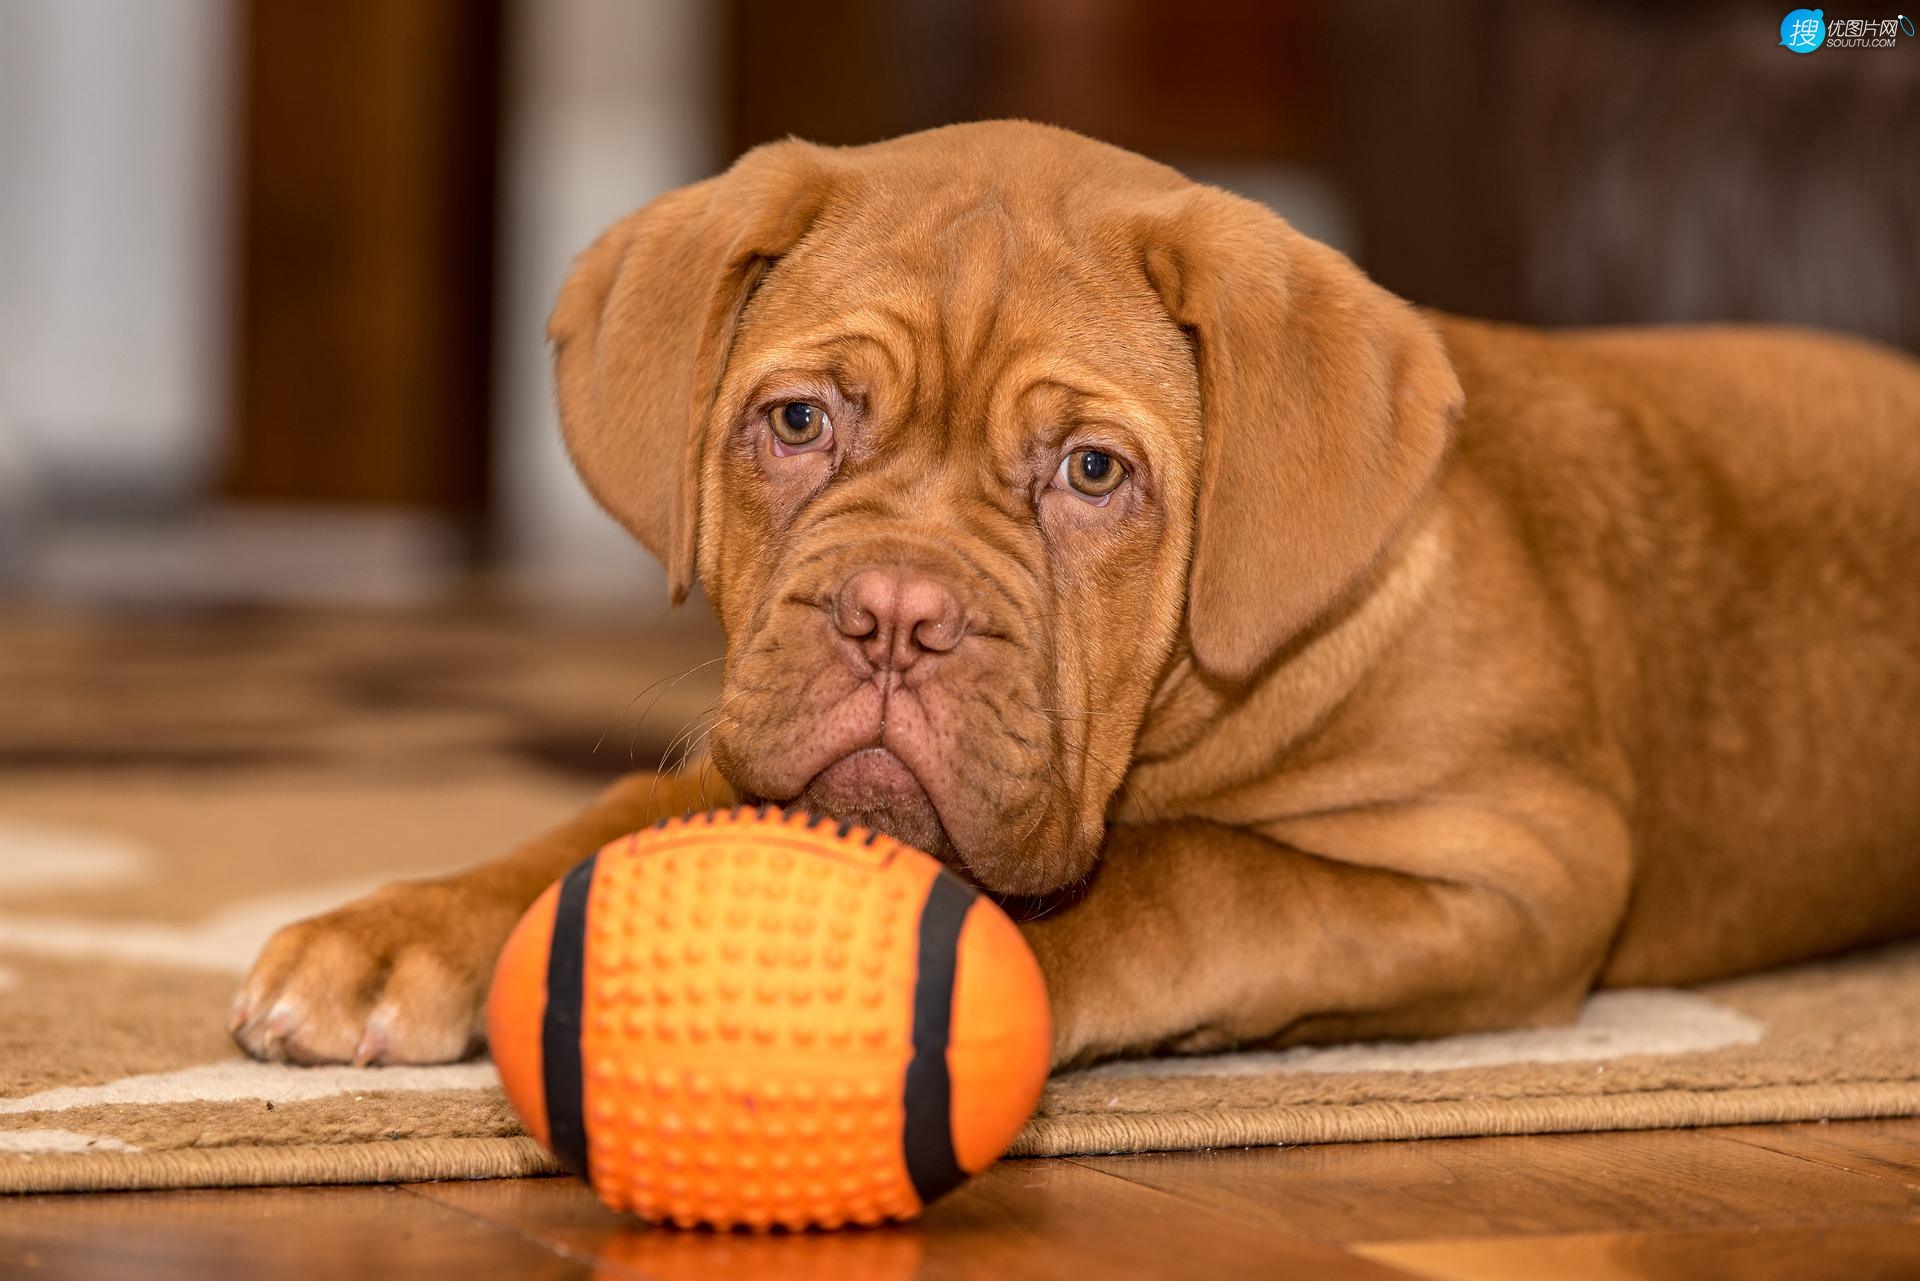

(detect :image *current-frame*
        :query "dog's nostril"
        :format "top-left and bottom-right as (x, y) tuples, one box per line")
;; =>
(833, 594), (878, 640)
(834, 568), (966, 668)
(909, 604), (964, 654)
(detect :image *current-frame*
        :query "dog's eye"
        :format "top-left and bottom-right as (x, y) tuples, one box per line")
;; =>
(769, 402), (832, 453)
(1056, 448), (1127, 501)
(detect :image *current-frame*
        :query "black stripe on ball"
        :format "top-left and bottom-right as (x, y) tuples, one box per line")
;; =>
(902, 869), (976, 1204)
(541, 852), (599, 1181)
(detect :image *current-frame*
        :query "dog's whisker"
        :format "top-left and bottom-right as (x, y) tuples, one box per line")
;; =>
(593, 655), (726, 758)
(671, 715), (720, 775)
(645, 704), (723, 811)
(651, 703), (720, 774)
(627, 671), (721, 766)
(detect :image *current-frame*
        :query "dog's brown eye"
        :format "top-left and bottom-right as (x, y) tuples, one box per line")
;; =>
(770, 401), (831, 449)
(1061, 448), (1126, 499)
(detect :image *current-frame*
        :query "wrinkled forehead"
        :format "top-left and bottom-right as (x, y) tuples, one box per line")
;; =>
(733, 182), (1198, 434)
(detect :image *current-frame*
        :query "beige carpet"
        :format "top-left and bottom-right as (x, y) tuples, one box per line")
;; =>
(4, 604), (1919, 1194)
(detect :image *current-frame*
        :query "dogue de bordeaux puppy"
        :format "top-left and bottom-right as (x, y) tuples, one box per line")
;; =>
(232, 121), (1920, 1070)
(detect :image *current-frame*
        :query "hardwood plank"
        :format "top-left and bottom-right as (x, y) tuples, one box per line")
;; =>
(400, 1178), (631, 1263)
(1074, 1127), (1920, 1244)
(0, 1184), (590, 1281)
(14, 1126), (1918, 1280)
(1356, 1220), (1920, 1281)
(1714, 1118), (1920, 1191)
(407, 1160), (1417, 1281)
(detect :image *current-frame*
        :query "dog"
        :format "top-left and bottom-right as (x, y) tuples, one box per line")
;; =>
(232, 120), (1920, 1070)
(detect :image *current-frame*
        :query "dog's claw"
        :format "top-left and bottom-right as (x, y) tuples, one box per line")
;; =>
(226, 994), (251, 1037)
(353, 1010), (391, 1067)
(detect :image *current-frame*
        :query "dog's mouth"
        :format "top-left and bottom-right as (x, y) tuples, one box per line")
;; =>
(710, 612), (1076, 893)
(797, 746), (956, 860)
(794, 746), (957, 863)
(727, 733), (1090, 898)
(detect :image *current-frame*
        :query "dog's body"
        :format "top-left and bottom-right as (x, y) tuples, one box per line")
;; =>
(233, 122), (1920, 1069)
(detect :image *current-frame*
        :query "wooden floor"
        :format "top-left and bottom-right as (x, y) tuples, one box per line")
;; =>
(7, 1120), (1920, 1280)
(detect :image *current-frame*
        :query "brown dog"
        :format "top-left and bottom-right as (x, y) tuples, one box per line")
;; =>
(232, 121), (1920, 1070)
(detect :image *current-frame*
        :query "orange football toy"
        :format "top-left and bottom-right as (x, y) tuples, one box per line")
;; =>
(487, 805), (1052, 1231)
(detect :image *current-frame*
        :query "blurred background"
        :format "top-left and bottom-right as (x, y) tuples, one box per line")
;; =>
(3, 0), (1916, 617)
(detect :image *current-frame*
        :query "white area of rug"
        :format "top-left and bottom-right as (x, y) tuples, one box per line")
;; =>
(1, 1061), (503, 1119)
(1080, 990), (1766, 1078)
(0, 1129), (141, 1155)
(0, 879), (394, 974)
(0, 820), (152, 894)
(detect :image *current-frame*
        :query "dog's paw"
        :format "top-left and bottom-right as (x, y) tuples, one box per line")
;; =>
(229, 881), (520, 1066)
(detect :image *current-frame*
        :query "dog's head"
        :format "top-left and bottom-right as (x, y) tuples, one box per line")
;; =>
(552, 122), (1460, 895)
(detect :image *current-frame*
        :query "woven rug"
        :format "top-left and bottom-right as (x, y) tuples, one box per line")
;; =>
(4, 604), (1919, 1194)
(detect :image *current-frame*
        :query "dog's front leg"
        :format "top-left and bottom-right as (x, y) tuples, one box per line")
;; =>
(231, 769), (730, 1065)
(1022, 808), (1628, 1067)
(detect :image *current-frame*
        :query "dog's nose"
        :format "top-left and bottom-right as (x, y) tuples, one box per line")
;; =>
(833, 568), (966, 671)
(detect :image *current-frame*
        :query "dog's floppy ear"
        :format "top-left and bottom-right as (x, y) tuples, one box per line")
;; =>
(1142, 187), (1463, 682)
(549, 141), (832, 602)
